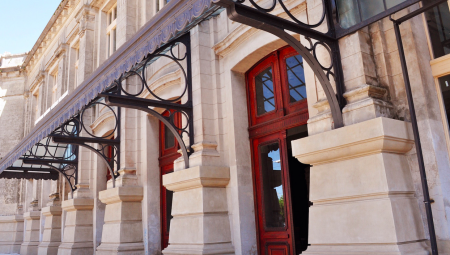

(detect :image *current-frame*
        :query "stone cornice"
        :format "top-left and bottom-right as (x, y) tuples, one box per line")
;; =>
(23, 0), (78, 72)
(29, 70), (47, 92)
(44, 43), (69, 72)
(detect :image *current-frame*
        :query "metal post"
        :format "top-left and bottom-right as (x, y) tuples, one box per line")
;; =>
(392, 20), (439, 255)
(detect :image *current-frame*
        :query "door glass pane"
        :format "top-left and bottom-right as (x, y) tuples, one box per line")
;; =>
(255, 67), (276, 115)
(359, 0), (385, 21)
(286, 55), (306, 103)
(337, 0), (407, 28)
(164, 125), (175, 149)
(425, 2), (450, 58)
(260, 142), (285, 229)
(386, 0), (407, 9)
(166, 189), (173, 231)
(337, 0), (360, 28)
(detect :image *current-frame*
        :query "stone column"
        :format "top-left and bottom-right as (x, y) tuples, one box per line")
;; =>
(96, 73), (144, 253)
(139, 114), (162, 254)
(55, 43), (69, 97)
(0, 213), (24, 254)
(37, 193), (62, 255)
(94, 0), (143, 245)
(0, 178), (24, 253)
(116, 0), (137, 47)
(292, 117), (428, 254)
(95, 171), (145, 254)
(58, 118), (95, 254)
(20, 201), (41, 255)
(57, 197), (94, 255)
(75, 5), (95, 83)
(161, 21), (235, 255)
(162, 166), (234, 254)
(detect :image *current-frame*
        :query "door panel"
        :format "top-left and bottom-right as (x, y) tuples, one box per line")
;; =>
(253, 133), (294, 254)
(266, 243), (290, 255)
(159, 109), (181, 249)
(247, 46), (310, 255)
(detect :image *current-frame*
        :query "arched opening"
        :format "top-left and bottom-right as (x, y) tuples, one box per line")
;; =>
(247, 46), (310, 255)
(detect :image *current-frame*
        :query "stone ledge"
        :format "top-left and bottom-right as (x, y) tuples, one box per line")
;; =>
(41, 205), (62, 216)
(163, 165), (230, 192)
(292, 117), (414, 165)
(163, 243), (235, 255)
(23, 211), (40, 220)
(303, 240), (429, 255)
(61, 198), (94, 211)
(0, 215), (23, 223)
(99, 186), (144, 204)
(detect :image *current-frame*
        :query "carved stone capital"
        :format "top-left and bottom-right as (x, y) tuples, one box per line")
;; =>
(76, 5), (96, 38)
(55, 42), (69, 57)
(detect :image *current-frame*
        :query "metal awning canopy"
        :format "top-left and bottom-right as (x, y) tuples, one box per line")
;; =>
(0, 0), (218, 173)
(1, 136), (78, 189)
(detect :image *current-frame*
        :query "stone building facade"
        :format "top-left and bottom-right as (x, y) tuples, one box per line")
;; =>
(0, 0), (450, 255)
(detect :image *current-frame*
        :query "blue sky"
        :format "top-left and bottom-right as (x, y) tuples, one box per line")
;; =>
(0, 0), (62, 55)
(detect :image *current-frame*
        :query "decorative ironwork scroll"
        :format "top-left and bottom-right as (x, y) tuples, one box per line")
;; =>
(1, 132), (79, 195)
(49, 100), (121, 188)
(100, 33), (193, 168)
(0, 98), (121, 191)
(214, 0), (345, 128)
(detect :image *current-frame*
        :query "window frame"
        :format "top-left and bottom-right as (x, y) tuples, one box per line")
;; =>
(427, 2), (450, 159)
(106, 4), (117, 57)
(246, 46), (308, 127)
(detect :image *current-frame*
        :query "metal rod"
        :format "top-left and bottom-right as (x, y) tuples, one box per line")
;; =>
(392, 20), (439, 255)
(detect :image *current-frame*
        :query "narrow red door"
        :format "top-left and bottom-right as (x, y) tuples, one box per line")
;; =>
(247, 47), (310, 255)
(159, 110), (180, 249)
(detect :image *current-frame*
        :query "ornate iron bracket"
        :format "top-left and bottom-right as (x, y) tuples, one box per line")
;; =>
(48, 101), (121, 188)
(214, 0), (345, 128)
(100, 33), (194, 168)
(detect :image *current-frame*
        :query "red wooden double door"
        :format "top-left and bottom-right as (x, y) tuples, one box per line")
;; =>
(247, 47), (311, 255)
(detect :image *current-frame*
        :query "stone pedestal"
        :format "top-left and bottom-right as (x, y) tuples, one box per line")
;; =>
(57, 198), (94, 255)
(20, 211), (41, 255)
(162, 165), (235, 255)
(95, 185), (145, 254)
(38, 205), (62, 255)
(292, 117), (429, 255)
(0, 215), (24, 253)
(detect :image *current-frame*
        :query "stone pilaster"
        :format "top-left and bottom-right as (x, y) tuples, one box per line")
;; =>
(292, 117), (428, 255)
(162, 166), (234, 255)
(57, 197), (95, 255)
(55, 43), (69, 97)
(0, 214), (24, 254)
(116, 0), (137, 47)
(20, 207), (41, 255)
(75, 5), (95, 83)
(37, 195), (62, 255)
(58, 125), (95, 254)
(96, 170), (145, 254)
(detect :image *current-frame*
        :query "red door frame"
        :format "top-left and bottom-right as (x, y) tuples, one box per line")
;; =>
(246, 46), (309, 255)
(159, 110), (181, 249)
